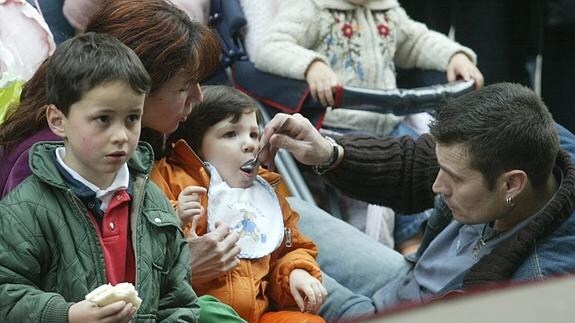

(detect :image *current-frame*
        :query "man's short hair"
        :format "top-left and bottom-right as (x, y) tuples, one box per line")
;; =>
(430, 82), (559, 190)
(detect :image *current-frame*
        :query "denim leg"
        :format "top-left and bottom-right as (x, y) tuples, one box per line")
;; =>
(393, 210), (431, 245)
(288, 197), (411, 298)
(389, 120), (421, 138)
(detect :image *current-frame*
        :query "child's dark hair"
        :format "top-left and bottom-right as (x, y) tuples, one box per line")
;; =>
(45, 32), (151, 116)
(166, 85), (263, 157)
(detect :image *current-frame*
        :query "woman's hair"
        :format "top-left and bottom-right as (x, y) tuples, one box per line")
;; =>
(46, 32), (151, 116)
(166, 85), (264, 159)
(87, 0), (218, 93)
(0, 0), (219, 151)
(430, 82), (559, 190)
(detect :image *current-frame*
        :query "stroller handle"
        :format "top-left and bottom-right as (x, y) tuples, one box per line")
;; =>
(333, 79), (475, 115)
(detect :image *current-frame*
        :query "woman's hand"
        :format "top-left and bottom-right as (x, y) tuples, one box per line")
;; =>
(176, 186), (241, 284)
(289, 269), (328, 313)
(447, 52), (484, 89)
(186, 219), (241, 285)
(305, 60), (341, 107)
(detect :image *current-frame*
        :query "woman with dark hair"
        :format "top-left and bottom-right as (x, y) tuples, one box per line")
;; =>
(0, 0), (245, 322)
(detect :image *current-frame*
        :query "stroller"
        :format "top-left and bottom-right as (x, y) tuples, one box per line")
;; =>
(208, 0), (474, 127)
(206, 0), (475, 237)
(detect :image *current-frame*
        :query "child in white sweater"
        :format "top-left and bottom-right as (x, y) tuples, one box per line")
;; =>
(254, 0), (483, 137)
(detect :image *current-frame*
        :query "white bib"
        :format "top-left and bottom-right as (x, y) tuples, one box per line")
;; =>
(206, 163), (284, 259)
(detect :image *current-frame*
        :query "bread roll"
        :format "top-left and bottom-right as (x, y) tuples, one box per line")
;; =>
(85, 282), (142, 309)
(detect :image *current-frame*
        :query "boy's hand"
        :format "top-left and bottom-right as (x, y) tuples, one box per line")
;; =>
(289, 269), (327, 313)
(447, 52), (484, 89)
(177, 186), (207, 222)
(69, 300), (136, 323)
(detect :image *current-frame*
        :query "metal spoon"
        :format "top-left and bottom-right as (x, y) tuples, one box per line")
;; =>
(240, 119), (290, 173)
(240, 142), (270, 173)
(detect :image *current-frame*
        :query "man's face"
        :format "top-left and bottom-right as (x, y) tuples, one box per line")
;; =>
(58, 81), (145, 189)
(201, 111), (260, 188)
(432, 142), (508, 225)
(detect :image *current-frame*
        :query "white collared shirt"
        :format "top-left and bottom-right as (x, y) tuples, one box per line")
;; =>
(55, 147), (129, 212)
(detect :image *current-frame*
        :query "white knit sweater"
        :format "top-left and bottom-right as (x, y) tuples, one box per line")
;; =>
(254, 0), (477, 136)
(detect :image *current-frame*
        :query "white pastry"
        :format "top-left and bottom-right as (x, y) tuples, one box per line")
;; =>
(85, 282), (142, 309)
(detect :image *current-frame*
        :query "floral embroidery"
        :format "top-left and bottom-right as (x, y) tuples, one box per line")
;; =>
(321, 10), (363, 82)
(374, 12), (395, 64)
(377, 23), (390, 37)
(341, 22), (353, 38)
(317, 9), (396, 86)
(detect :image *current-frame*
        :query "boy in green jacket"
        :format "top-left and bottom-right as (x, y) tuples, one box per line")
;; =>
(0, 32), (200, 322)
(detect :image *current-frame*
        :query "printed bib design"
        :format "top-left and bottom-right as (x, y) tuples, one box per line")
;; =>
(206, 163), (284, 259)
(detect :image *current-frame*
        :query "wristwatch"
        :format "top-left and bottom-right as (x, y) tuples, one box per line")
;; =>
(312, 136), (339, 175)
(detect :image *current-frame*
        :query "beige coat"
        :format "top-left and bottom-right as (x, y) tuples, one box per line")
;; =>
(255, 0), (477, 136)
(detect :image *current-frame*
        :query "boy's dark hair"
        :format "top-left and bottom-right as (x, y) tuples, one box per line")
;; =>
(430, 82), (559, 190)
(166, 85), (264, 158)
(45, 32), (150, 116)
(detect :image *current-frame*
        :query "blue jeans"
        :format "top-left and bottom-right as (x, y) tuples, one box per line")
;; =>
(288, 197), (411, 322)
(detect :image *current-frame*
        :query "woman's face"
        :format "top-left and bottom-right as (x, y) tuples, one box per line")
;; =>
(141, 70), (203, 134)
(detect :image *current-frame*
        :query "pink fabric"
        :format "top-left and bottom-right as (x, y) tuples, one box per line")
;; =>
(172, 0), (209, 24)
(63, 0), (210, 31)
(61, 0), (98, 30)
(0, 0), (55, 83)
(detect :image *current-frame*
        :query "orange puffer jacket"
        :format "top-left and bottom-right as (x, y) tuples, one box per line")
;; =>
(151, 140), (322, 322)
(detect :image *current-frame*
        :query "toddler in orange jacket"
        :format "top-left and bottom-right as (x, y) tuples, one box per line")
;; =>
(151, 85), (327, 323)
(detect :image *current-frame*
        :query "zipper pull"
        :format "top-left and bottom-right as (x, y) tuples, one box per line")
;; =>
(284, 227), (292, 248)
(472, 238), (486, 260)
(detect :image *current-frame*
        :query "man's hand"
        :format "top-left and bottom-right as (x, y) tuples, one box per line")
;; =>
(261, 113), (338, 169)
